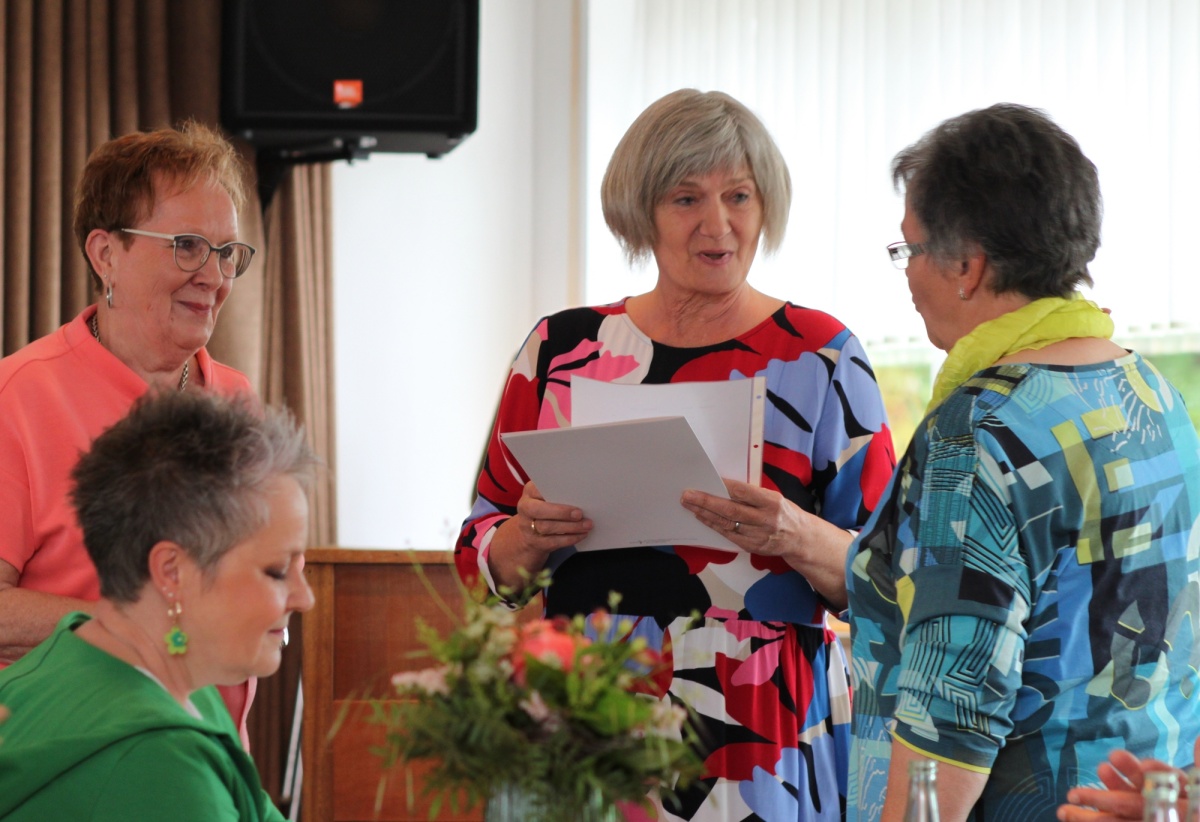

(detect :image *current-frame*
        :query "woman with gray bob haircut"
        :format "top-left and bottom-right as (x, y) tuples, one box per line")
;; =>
(459, 88), (895, 821)
(0, 391), (316, 821)
(602, 89), (792, 262)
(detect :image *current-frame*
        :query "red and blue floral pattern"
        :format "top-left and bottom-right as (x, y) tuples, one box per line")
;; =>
(458, 300), (895, 821)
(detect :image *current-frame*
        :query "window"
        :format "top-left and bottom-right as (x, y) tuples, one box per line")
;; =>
(585, 0), (1200, 449)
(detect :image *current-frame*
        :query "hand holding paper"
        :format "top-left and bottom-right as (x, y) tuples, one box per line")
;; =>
(501, 416), (738, 552)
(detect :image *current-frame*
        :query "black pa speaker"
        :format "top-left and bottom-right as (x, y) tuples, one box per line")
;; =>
(220, 0), (479, 160)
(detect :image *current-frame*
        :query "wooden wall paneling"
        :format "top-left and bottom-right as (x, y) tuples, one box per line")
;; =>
(300, 549), (506, 822)
(301, 558), (337, 821)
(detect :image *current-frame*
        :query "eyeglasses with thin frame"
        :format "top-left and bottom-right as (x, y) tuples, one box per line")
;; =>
(887, 241), (926, 270)
(120, 228), (257, 279)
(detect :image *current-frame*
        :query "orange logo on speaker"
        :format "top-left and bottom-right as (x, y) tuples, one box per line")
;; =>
(333, 80), (364, 109)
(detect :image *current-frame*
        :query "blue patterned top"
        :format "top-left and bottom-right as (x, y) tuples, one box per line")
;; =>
(846, 354), (1200, 822)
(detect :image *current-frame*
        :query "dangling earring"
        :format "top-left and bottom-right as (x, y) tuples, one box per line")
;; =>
(164, 598), (188, 655)
(105, 281), (114, 309)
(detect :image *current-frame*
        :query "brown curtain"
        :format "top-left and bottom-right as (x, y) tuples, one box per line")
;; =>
(1, 0), (337, 809)
(246, 163), (338, 810)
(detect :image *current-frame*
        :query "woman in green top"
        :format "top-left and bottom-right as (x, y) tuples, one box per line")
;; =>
(0, 391), (316, 821)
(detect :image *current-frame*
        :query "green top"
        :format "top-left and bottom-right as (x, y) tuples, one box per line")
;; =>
(0, 612), (285, 821)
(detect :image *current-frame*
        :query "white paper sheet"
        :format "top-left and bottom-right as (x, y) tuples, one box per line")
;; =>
(571, 376), (766, 483)
(500, 416), (740, 552)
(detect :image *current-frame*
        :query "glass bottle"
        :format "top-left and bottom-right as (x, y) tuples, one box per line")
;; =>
(903, 760), (940, 822)
(1184, 767), (1200, 822)
(1144, 771), (1181, 822)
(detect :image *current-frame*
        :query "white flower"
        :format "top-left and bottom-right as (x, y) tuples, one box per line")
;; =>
(649, 701), (687, 737)
(392, 666), (450, 696)
(519, 690), (563, 732)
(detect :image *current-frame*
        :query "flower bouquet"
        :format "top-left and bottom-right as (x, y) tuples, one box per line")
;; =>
(371, 575), (704, 821)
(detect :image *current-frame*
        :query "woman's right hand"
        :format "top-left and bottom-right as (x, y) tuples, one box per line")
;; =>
(1057, 740), (1199, 822)
(487, 482), (592, 592)
(514, 481), (592, 551)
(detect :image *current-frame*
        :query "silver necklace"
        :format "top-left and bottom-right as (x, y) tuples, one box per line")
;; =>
(89, 314), (189, 391)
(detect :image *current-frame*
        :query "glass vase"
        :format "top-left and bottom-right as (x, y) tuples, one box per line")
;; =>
(485, 784), (622, 822)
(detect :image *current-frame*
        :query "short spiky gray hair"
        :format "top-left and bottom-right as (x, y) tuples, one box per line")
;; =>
(71, 391), (317, 603)
(601, 89), (792, 264)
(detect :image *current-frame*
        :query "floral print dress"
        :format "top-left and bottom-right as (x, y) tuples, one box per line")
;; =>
(457, 300), (895, 821)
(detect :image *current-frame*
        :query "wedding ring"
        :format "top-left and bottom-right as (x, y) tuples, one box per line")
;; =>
(733, 521), (742, 533)
(531, 519), (539, 535)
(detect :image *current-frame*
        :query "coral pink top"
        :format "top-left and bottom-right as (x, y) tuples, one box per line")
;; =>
(0, 306), (257, 741)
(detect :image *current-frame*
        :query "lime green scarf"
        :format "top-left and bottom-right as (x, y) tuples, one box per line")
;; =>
(927, 294), (1114, 413)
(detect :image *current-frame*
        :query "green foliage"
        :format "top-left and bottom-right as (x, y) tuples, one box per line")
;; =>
(374, 578), (704, 821)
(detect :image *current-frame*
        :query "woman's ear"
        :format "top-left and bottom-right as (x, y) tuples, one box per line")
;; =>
(955, 246), (988, 301)
(147, 541), (187, 596)
(84, 229), (116, 283)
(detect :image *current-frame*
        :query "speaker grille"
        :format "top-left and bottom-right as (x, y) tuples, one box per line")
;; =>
(221, 0), (479, 156)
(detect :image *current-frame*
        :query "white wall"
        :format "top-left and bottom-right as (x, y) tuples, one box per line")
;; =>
(332, 0), (584, 549)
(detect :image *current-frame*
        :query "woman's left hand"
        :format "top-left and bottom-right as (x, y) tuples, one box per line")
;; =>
(681, 479), (853, 608)
(681, 479), (801, 559)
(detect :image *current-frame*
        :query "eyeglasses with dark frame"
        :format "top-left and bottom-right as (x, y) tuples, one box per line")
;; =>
(120, 228), (257, 279)
(886, 241), (926, 270)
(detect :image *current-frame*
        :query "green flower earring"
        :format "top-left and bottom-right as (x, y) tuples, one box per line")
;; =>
(165, 599), (188, 656)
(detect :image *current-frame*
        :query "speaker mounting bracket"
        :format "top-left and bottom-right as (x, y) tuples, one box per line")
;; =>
(255, 136), (378, 211)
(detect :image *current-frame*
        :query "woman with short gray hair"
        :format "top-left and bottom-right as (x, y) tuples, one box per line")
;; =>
(458, 89), (896, 821)
(0, 391), (315, 820)
(847, 103), (1200, 822)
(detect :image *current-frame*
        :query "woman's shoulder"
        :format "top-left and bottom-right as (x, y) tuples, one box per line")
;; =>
(0, 630), (247, 819)
(7, 720), (251, 822)
(930, 355), (1142, 446)
(198, 352), (254, 396)
(777, 302), (853, 339)
(527, 299), (633, 343)
(740, 301), (860, 356)
(0, 312), (91, 394)
(543, 298), (630, 324)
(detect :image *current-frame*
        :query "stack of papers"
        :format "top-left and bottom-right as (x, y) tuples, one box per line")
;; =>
(500, 377), (766, 552)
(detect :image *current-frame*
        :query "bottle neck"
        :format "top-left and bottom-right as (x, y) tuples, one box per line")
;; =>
(1184, 768), (1200, 822)
(904, 771), (939, 822)
(1143, 775), (1180, 822)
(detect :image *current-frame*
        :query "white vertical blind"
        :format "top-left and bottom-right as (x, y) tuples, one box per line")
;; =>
(585, 0), (1200, 352)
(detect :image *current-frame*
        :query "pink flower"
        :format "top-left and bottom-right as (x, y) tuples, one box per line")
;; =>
(591, 608), (613, 636)
(512, 619), (588, 684)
